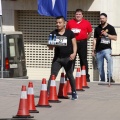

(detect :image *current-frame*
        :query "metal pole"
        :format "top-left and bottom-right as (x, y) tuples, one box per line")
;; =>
(0, 16), (3, 78)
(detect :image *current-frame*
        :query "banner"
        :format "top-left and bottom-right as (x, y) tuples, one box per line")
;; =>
(38, 0), (67, 20)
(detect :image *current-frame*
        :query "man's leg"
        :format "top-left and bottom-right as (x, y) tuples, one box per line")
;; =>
(77, 40), (90, 81)
(62, 58), (77, 99)
(104, 49), (114, 82)
(72, 56), (76, 71)
(47, 57), (62, 93)
(96, 51), (105, 81)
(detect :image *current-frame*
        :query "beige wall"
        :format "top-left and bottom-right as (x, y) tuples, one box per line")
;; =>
(89, 0), (120, 26)
(2, 0), (37, 31)
(112, 28), (120, 54)
(2, 0), (120, 30)
(68, 0), (120, 26)
(2, 0), (120, 81)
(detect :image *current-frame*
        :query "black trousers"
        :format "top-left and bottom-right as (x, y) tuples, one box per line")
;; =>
(73, 39), (89, 78)
(47, 57), (76, 93)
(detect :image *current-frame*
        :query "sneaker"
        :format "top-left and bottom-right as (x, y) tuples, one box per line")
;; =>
(87, 77), (90, 82)
(107, 77), (115, 83)
(71, 92), (78, 100)
(87, 74), (90, 82)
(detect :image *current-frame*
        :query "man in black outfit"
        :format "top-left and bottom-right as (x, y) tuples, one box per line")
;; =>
(92, 13), (117, 82)
(47, 16), (78, 100)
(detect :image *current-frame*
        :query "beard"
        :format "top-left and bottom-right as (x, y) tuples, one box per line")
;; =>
(101, 21), (106, 25)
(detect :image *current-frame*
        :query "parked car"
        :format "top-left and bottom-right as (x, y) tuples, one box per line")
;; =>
(0, 31), (28, 78)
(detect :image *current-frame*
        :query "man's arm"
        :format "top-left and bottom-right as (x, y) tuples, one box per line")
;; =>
(47, 45), (54, 50)
(87, 21), (92, 40)
(70, 38), (77, 60)
(101, 31), (117, 41)
(107, 34), (117, 40)
(87, 32), (92, 40)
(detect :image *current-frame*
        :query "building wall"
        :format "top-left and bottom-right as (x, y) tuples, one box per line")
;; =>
(68, 0), (120, 26)
(2, 0), (120, 30)
(2, 0), (120, 81)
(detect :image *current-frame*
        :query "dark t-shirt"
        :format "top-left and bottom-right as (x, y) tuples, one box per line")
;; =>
(50, 29), (75, 58)
(94, 24), (117, 52)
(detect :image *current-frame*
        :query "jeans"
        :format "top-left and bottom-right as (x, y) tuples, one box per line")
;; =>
(47, 57), (76, 93)
(96, 49), (113, 81)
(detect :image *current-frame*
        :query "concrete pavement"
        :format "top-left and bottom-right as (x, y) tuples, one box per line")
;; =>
(0, 79), (120, 120)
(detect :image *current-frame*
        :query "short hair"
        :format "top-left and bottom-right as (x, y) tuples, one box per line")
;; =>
(56, 16), (65, 21)
(75, 9), (83, 14)
(100, 13), (107, 18)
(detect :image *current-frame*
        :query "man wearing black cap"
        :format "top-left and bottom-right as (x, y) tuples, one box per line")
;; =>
(92, 13), (117, 82)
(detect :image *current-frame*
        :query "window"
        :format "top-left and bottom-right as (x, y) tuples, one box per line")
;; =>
(9, 38), (16, 57)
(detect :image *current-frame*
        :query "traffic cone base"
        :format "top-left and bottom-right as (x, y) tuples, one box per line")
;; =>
(58, 96), (69, 99)
(13, 115), (34, 118)
(36, 104), (52, 108)
(76, 89), (85, 91)
(67, 92), (72, 95)
(49, 100), (61, 103)
(29, 110), (39, 113)
(83, 86), (90, 88)
(34, 95), (39, 98)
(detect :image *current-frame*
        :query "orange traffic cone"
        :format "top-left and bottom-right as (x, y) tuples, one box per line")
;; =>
(27, 82), (39, 113)
(36, 78), (51, 107)
(66, 77), (72, 95)
(81, 66), (89, 88)
(48, 75), (61, 103)
(75, 68), (85, 91)
(13, 85), (33, 118)
(58, 72), (69, 99)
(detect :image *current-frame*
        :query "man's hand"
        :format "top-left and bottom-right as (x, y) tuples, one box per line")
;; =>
(47, 45), (54, 50)
(101, 30), (108, 36)
(92, 51), (95, 57)
(70, 53), (76, 60)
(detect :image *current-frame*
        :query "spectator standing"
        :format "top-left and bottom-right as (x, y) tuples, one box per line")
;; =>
(92, 13), (117, 82)
(66, 9), (92, 82)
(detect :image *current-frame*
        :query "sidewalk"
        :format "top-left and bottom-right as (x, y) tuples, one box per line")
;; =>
(0, 79), (120, 120)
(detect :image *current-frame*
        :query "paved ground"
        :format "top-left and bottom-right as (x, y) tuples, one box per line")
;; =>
(0, 79), (120, 120)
